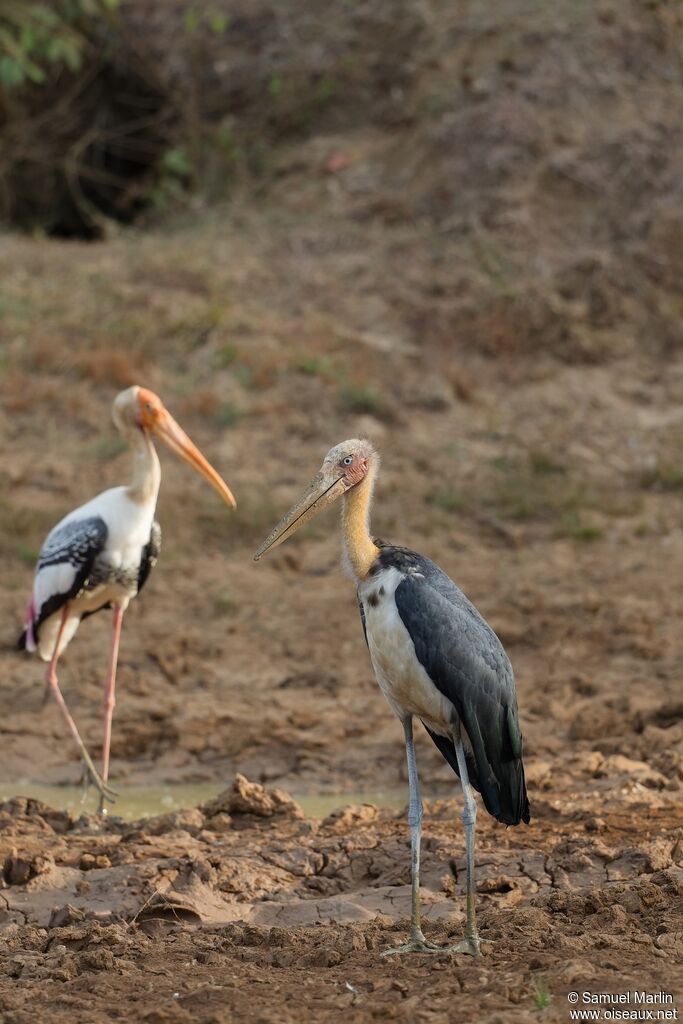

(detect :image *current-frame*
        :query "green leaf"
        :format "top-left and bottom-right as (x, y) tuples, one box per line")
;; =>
(162, 147), (191, 177)
(209, 11), (229, 35)
(19, 26), (36, 53)
(0, 55), (24, 86)
(184, 8), (200, 32)
(24, 59), (46, 82)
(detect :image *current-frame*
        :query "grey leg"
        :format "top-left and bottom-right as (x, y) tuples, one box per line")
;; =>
(382, 717), (445, 955)
(452, 736), (480, 956)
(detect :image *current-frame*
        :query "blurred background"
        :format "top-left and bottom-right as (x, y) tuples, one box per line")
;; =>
(0, 0), (682, 808)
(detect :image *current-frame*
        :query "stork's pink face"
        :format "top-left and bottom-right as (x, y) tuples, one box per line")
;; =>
(254, 439), (376, 560)
(113, 386), (236, 509)
(329, 448), (370, 489)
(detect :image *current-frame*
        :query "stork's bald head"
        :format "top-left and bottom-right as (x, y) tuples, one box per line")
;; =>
(254, 438), (379, 560)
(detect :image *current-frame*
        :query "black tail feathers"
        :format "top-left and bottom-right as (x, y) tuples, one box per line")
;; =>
(426, 726), (530, 826)
(17, 630), (27, 651)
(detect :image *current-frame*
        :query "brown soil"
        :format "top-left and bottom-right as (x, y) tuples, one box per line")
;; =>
(1, 777), (681, 1023)
(1, 0), (683, 1019)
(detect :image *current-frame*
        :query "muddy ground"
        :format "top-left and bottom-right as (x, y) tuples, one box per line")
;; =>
(2, 0), (683, 1020)
(0, 776), (681, 1023)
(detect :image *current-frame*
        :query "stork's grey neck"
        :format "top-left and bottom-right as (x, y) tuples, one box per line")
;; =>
(125, 427), (161, 505)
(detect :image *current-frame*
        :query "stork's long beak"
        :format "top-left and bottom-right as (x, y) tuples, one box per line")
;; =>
(153, 410), (237, 509)
(254, 470), (346, 560)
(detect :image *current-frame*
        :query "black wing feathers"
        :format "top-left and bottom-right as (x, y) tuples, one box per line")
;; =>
(357, 597), (369, 648)
(137, 521), (161, 594)
(19, 517), (108, 647)
(388, 546), (530, 826)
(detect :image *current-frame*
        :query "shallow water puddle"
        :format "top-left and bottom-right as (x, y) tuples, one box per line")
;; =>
(0, 781), (407, 820)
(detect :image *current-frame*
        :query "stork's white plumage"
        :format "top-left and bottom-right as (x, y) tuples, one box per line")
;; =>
(26, 487), (156, 660)
(20, 386), (236, 807)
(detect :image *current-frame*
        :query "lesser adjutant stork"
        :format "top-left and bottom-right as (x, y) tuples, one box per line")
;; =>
(19, 386), (236, 809)
(255, 439), (529, 955)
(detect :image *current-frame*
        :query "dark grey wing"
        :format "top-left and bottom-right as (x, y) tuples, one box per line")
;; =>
(21, 516), (108, 646)
(357, 597), (369, 648)
(389, 547), (529, 826)
(137, 520), (161, 594)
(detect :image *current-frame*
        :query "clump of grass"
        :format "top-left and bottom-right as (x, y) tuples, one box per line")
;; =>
(532, 978), (552, 1010)
(482, 447), (579, 523)
(491, 475), (580, 522)
(338, 380), (385, 417)
(213, 344), (239, 369)
(212, 589), (236, 616)
(0, 498), (54, 560)
(425, 484), (464, 513)
(17, 545), (39, 567)
(639, 462), (683, 492)
(89, 436), (127, 462)
(490, 454), (513, 472)
(291, 353), (335, 378)
(529, 451), (566, 476)
(213, 402), (242, 429)
(233, 365), (255, 390)
(560, 514), (603, 542)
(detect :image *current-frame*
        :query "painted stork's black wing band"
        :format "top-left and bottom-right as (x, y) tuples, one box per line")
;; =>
(137, 520), (162, 594)
(388, 546), (530, 827)
(38, 517), (108, 570)
(32, 516), (108, 640)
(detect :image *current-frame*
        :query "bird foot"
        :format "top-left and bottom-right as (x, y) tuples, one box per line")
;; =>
(382, 930), (455, 956)
(78, 757), (117, 810)
(382, 931), (482, 957)
(448, 934), (481, 957)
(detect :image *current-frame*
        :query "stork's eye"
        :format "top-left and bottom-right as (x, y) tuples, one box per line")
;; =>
(342, 456), (353, 466)
(145, 402), (153, 413)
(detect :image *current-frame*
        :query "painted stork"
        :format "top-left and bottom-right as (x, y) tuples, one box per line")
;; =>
(255, 439), (529, 955)
(18, 386), (236, 809)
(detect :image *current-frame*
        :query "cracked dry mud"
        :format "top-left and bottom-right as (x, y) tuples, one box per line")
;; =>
(0, 774), (681, 1023)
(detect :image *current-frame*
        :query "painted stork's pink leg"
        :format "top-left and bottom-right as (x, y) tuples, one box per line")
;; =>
(100, 602), (124, 811)
(45, 606), (115, 805)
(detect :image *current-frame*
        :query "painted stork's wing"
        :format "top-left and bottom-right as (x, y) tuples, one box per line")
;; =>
(137, 520), (161, 594)
(390, 548), (530, 826)
(26, 516), (109, 643)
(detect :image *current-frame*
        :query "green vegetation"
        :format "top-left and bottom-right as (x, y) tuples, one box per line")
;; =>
(529, 451), (566, 476)
(0, 496), (55, 561)
(639, 462), (683, 493)
(338, 380), (386, 417)
(16, 544), (39, 567)
(213, 402), (242, 429)
(233, 365), (255, 390)
(424, 450), (606, 543)
(425, 484), (464, 513)
(211, 588), (236, 616)
(0, 0), (118, 87)
(88, 435), (128, 462)
(292, 354), (336, 379)
(213, 345), (240, 369)
(532, 978), (552, 1010)
(560, 513), (603, 543)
